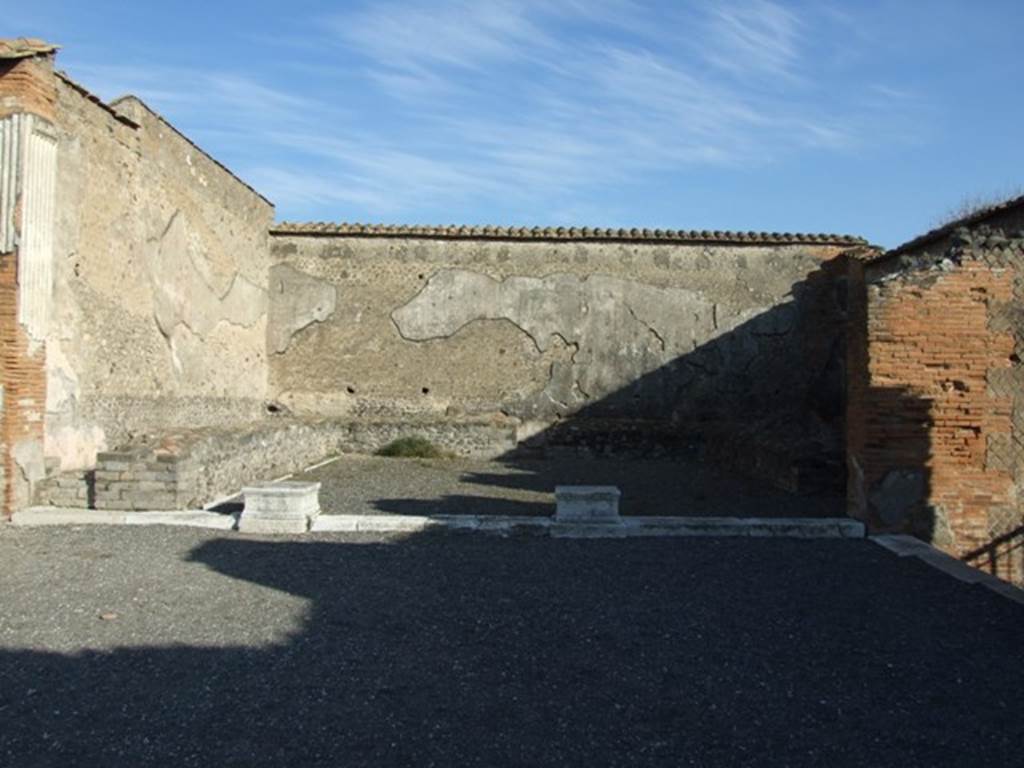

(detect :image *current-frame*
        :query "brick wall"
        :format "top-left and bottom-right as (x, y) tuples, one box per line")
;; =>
(0, 55), (56, 120)
(0, 251), (47, 515)
(0, 49), (56, 517)
(849, 229), (1024, 584)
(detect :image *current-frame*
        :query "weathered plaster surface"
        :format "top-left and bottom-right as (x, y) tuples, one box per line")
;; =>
(269, 235), (847, 433)
(392, 269), (718, 416)
(269, 263), (337, 354)
(11, 437), (45, 509)
(45, 87), (273, 467)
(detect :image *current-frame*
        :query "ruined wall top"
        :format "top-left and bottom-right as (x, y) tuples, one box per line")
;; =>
(879, 193), (1024, 263)
(110, 95), (273, 208)
(867, 195), (1024, 282)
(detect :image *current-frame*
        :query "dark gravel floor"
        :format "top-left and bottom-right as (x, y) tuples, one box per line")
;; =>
(295, 455), (842, 517)
(1, 526), (1021, 767)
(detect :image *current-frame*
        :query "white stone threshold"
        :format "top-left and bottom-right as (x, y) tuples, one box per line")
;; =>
(11, 507), (864, 538)
(873, 534), (1024, 606)
(11, 507), (236, 530)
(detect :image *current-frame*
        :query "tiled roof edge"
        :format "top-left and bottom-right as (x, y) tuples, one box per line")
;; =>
(270, 221), (868, 246)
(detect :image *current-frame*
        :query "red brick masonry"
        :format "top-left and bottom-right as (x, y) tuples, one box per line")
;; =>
(0, 252), (47, 515)
(850, 246), (1023, 584)
(0, 49), (55, 516)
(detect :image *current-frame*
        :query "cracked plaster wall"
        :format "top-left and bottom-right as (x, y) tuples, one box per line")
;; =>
(268, 235), (849, 438)
(46, 85), (273, 469)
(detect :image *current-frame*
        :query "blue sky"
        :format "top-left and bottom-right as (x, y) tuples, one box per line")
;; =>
(7, 0), (1023, 247)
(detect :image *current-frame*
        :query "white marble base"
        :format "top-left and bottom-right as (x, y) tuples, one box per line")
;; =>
(238, 481), (321, 534)
(554, 485), (621, 523)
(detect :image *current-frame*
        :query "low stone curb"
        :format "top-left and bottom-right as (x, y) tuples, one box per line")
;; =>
(872, 534), (1024, 606)
(12, 507), (236, 530)
(616, 517), (866, 538)
(10, 507), (865, 539)
(303, 514), (867, 538)
(311, 514), (443, 533)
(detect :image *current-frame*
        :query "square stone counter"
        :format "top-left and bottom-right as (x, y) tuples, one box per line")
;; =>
(238, 481), (321, 534)
(554, 485), (622, 523)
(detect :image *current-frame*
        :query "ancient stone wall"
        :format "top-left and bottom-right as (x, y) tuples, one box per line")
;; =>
(2, 40), (871, 514)
(848, 225), (1024, 584)
(36, 416), (517, 510)
(44, 78), (274, 471)
(0, 250), (47, 512)
(0, 45), (58, 516)
(268, 228), (856, 471)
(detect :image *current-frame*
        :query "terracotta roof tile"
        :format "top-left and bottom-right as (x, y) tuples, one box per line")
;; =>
(270, 221), (867, 246)
(0, 38), (59, 60)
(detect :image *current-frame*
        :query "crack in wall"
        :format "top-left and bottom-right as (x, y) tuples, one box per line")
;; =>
(626, 303), (667, 352)
(389, 268), (726, 417)
(392, 313), (549, 356)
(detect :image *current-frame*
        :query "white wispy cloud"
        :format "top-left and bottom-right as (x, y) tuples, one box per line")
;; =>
(59, 0), (918, 223)
(334, 0), (549, 72)
(702, 0), (803, 80)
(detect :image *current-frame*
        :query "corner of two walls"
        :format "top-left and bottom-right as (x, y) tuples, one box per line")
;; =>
(40, 83), (274, 485)
(1, 53), (275, 515)
(0, 52), (59, 515)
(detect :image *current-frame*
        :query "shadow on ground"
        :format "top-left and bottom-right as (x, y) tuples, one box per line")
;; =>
(1, 527), (1022, 767)
(297, 454), (844, 519)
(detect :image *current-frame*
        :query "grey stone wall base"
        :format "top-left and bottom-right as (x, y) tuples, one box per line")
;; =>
(872, 535), (1024, 606)
(42, 418), (519, 514)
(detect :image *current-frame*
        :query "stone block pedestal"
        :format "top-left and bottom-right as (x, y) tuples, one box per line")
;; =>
(554, 485), (621, 523)
(238, 481), (321, 534)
